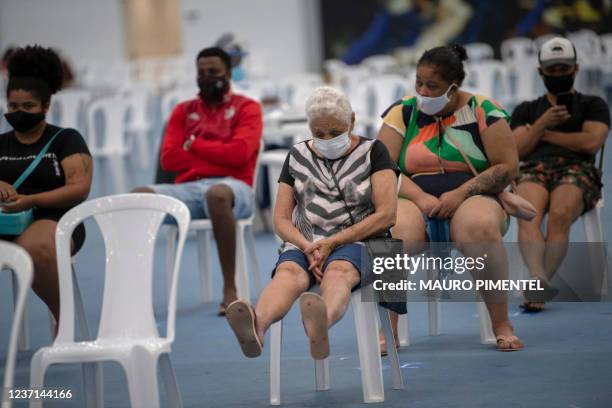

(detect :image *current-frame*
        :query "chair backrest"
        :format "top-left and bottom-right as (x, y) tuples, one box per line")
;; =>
(86, 96), (130, 155)
(50, 89), (91, 131)
(1, 242), (33, 394)
(161, 86), (197, 122)
(361, 54), (397, 75)
(501, 37), (537, 65)
(122, 82), (154, 131)
(0, 97), (8, 133)
(464, 43), (494, 62)
(464, 60), (511, 104)
(53, 194), (190, 345)
(567, 29), (603, 65)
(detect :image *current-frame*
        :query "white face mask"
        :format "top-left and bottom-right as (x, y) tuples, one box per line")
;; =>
(314, 131), (351, 159)
(416, 84), (456, 116)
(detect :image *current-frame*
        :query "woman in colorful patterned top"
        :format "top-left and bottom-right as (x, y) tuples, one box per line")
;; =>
(378, 44), (523, 351)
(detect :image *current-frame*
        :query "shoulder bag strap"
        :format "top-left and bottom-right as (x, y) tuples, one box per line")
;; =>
(13, 128), (65, 189)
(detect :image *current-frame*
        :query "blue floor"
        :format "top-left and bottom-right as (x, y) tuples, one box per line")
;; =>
(1, 131), (612, 407)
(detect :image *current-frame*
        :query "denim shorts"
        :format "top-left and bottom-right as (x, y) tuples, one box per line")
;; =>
(148, 177), (255, 220)
(272, 243), (365, 290)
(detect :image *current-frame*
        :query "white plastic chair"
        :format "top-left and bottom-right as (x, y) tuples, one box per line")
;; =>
(122, 82), (155, 169)
(160, 86), (197, 123)
(1, 242), (33, 408)
(49, 89), (91, 130)
(464, 43), (494, 61)
(85, 96), (130, 194)
(29, 194), (191, 408)
(270, 288), (403, 405)
(361, 54), (398, 75)
(501, 37), (536, 65)
(165, 142), (264, 302)
(464, 60), (512, 106)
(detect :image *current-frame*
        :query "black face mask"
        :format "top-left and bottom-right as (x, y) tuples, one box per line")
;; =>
(198, 75), (229, 105)
(542, 73), (575, 95)
(4, 110), (46, 133)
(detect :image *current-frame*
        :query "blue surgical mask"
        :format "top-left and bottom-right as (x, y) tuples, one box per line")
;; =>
(416, 84), (456, 116)
(232, 66), (246, 82)
(314, 131), (351, 159)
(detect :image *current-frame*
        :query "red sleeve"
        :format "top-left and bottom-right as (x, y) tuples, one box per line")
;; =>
(160, 103), (202, 172)
(189, 100), (263, 167)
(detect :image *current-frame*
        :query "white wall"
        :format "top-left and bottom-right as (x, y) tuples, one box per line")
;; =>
(181, 0), (323, 78)
(0, 0), (126, 63)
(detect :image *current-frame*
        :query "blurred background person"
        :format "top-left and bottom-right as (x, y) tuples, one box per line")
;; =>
(510, 37), (610, 312)
(132, 47), (263, 316)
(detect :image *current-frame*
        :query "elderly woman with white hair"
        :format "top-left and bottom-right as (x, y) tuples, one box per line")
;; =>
(226, 86), (399, 359)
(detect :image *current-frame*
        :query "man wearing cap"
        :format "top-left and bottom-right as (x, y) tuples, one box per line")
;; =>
(510, 37), (610, 312)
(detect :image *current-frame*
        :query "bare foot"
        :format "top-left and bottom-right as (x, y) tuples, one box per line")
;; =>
(379, 329), (400, 356)
(493, 320), (523, 351)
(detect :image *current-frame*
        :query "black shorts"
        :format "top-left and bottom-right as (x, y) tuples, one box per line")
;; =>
(0, 217), (86, 255)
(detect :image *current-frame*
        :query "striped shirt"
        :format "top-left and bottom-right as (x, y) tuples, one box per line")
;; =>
(278, 137), (398, 252)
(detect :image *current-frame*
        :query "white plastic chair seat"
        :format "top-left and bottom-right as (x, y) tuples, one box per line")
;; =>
(33, 338), (172, 363)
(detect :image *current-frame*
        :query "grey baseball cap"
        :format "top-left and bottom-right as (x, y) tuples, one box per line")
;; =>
(538, 37), (577, 68)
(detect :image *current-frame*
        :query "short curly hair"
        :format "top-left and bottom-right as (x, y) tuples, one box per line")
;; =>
(6, 45), (64, 106)
(305, 86), (352, 126)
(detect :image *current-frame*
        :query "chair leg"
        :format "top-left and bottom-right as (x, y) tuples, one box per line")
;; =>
(28, 351), (49, 408)
(122, 349), (161, 408)
(378, 308), (404, 390)
(108, 155), (128, 194)
(235, 224), (251, 300)
(477, 302), (496, 345)
(314, 359), (330, 391)
(73, 266), (104, 408)
(12, 272), (30, 351)
(166, 226), (178, 303)
(196, 231), (213, 302)
(159, 353), (183, 408)
(351, 291), (385, 403)
(427, 298), (441, 336)
(270, 320), (282, 405)
(245, 224), (262, 294)
(397, 312), (410, 347)
(583, 207), (608, 296)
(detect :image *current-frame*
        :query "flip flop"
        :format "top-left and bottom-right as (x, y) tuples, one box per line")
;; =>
(379, 338), (400, 357)
(299, 293), (329, 360)
(496, 335), (523, 352)
(217, 302), (227, 316)
(520, 300), (545, 313)
(226, 300), (263, 358)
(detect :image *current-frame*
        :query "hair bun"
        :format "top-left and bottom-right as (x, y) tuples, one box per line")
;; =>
(450, 44), (468, 62)
(7, 45), (64, 94)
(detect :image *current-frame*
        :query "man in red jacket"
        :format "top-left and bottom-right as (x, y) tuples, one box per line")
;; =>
(134, 47), (263, 315)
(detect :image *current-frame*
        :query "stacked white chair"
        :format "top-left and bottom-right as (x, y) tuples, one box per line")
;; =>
(270, 287), (404, 404)
(464, 42), (494, 61)
(85, 95), (131, 194)
(48, 89), (91, 131)
(1, 242), (33, 408)
(29, 194), (191, 408)
(464, 60), (512, 106)
(277, 73), (324, 112)
(160, 85), (197, 123)
(165, 142), (265, 302)
(122, 82), (155, 169)
(361, 54), (398, 75)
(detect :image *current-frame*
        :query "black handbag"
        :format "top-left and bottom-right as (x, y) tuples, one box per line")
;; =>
(324, 158), (407, 314)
